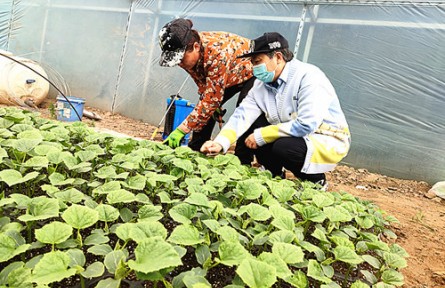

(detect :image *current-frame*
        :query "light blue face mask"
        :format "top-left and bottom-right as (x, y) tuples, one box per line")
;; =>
(253, 59), (276, 83)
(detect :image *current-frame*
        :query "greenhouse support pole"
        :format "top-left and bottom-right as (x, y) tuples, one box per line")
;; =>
(302, 4), (319, 63)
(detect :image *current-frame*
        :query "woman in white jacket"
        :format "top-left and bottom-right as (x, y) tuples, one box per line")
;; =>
(201, 32), (351, 187)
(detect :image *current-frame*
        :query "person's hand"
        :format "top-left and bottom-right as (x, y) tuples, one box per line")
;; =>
(163, 127), (186, 148)
(245, 134), (258, 149)
(200, 141), (223, 155)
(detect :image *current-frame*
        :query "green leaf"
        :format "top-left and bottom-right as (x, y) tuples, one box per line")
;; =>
(312, 193), (335, 208)
(106, 189), (136, 204)
(138, 205), (163, 222)
(383, 252), (407, 269)
(7, 264), (32, 287)
(124, 174), (146, 190)
(283, 271), (308, 288)
(300, 205), (326, 223)
(104, 250), (127, 274)
(127, 237), (182, 274)
(323, 206), (352, 222)
(87, 244), (113, 256)
(48, 172), (74, 186)
(362, 255), (381, 269)
(381, 269), (404, 286)
(270, 205), (295, 231)
(169, 203), (197, 224)
(94, 166), (117, 179)
(18, 197), (59, 222)
(0, 233), (31, 262)
(218, 241), (249, 266)
(54, 188), (85, 204)
(272, 242), (304, 264)
(184, 193), (211, 208)
(236, 179), (267, 200)
(31, 251), (77, 285)
(66, 248), (86, 267)
(172, 158), (194, 173)
(183, 275), (211, 288)
(168, 224), (204, 246)
(236, 258), (277, 288)
(268, 230), (295, 244)
(130, 222), (168, 242)
(23, 156), (49, 168)
(62, 204), (99, 229)
(258, 252), (292, 280)
(351, 280), (371, 288)
(195, 245), (211, 266)
(238, 203), (271, 221)
(95, 278), (121, 288)
(307, 259), (331, 284)
(216, 226), (240, 242)
(0, 170), (39, 187)
(80, 262), (105, 279)
(333, 246), (363, 265)
(95, 204), (120, 222)
(34, 221), (73, 245)
(84, 233), (110, 246)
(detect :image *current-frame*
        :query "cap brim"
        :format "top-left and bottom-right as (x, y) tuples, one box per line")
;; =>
(159, 48), (186, 67)
(237, 49), (274, 59)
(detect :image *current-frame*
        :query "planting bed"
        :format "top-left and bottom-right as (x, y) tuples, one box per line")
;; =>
(1, 104), (444, 288)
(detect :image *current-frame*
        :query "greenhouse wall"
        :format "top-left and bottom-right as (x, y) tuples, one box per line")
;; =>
(1, 0), (444, 184)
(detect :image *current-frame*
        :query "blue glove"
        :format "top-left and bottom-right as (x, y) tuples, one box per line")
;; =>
(163, 127), (186, 148)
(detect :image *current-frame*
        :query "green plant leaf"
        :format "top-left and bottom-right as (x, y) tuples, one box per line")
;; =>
(94, 166), (117, 179)
(307, 259), (332, 284)
(270, 205), (295, 231)
(236, 258), (277, 288)
(62, 204), (99, 229)
(80, 262), (105, 279)
(95, 278), (121, 288)
(283, 271), (308, 288)
(184, 193), (211, 208)
(362, 255), (381, 269)
(381, 269), (404, 286)
(272, 242), (304, 264)
(383, 252), (407, 269)
(236, 179), (267, 200)
(323, 206), (352, 222)
(218, 241), (249, 266)
(169, 203), (197, 224)
(106, 189), (136, 204)
(238, 203), (271, 221)
(123, 174), (146, 190)
(138, 204), (163, 222)
(0, 170), (39, 187)
(168, 224), (204, 245)
(351, 280), (371, 288)
(127, 237), (182, 274)
(31, 251), (77, 285)
(333, 246), (363, 265)
(54, 188), (85, 204)
(48, 172), (75, 186)
(183, 275), (212, 288)
(66, 248), (86, 267)
(268, 230), (295, 244)
(298, 205), (326, 223)
(104, 250), (127, 274)
(34, 221), (72, 245)
(258, 252), (292, 280)
(195, 245), (211, 266)
(87, 244), (113, 256)
(18, 197), (59, 222)
(23, 156), (49, 168)
(84, 233), (110, 246)
(95, 204), (120, 222)
(0, 233), (31, 262)
(130, 222), (168, 242)
(216, 226), (240, 242)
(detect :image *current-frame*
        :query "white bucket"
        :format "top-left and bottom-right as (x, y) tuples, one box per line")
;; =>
(0, 51), (49, 106)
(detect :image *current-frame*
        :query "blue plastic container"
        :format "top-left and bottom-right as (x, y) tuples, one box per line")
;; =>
(56, 96), (85, 122)
(162, 97), (195, 146)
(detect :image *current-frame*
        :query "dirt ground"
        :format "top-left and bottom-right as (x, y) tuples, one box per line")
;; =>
(11, 104), (445, 287)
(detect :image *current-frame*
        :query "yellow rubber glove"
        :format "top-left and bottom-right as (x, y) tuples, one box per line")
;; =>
(163, 127), (186, 148)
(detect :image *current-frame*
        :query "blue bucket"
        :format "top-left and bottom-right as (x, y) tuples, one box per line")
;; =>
(162, 97), (195, 146)
(56, 96), (85, 122)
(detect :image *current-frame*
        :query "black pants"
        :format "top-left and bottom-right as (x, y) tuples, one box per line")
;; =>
(188, 77), (256, 165)
(238, 114), (325, 183)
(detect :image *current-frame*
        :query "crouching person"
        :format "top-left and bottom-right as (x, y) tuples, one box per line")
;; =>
(200, 32), (351, 188)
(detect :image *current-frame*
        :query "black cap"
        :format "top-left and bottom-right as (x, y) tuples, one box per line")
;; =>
(159, 18), (193, 67)
(239, 32), (289, 58)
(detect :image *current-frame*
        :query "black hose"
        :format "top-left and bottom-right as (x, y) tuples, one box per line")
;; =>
(0, 51), (82, 121)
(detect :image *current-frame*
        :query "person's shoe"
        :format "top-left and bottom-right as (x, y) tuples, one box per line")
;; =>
(315, 179), (329, 191)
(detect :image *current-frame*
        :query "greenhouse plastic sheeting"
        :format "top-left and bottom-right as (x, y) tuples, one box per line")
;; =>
(1, 0), (444, 184)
